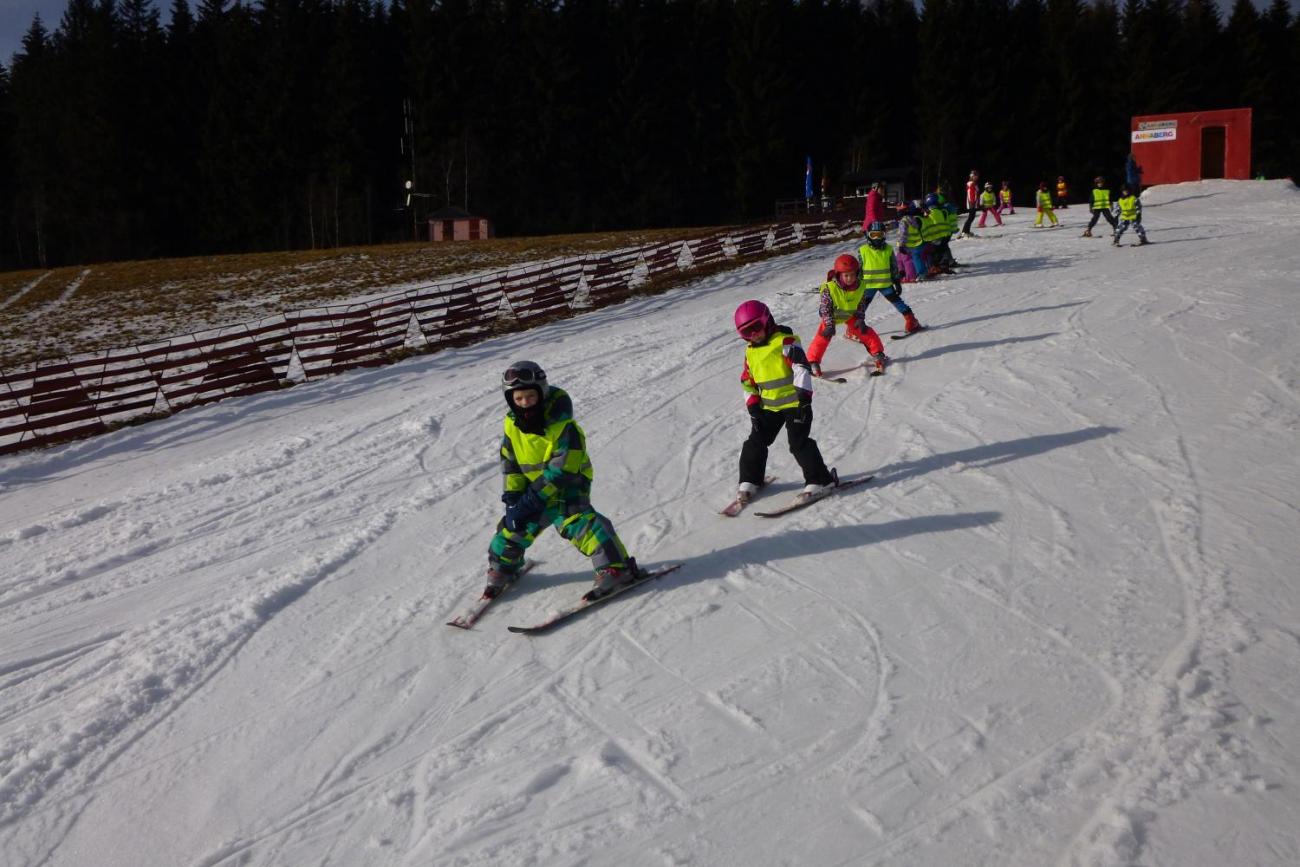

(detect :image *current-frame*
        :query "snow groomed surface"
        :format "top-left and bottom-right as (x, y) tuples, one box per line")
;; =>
(2, 180), (1298, 866)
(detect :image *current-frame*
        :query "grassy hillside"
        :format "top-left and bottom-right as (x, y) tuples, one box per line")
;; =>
(0, 227), (723, 371)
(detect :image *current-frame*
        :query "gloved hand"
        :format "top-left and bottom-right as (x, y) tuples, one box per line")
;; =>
(819, 321), (836, 339)
(747, 400), (764, 421)
(503, 487), (545, 532)
(789, 391), (813, 426)
(850, 315), (866, 333)
(501, 490), (523, 507)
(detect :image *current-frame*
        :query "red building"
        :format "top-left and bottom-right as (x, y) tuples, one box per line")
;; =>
(428, 206), (494, 242)
(1130, 108), (1252, 185)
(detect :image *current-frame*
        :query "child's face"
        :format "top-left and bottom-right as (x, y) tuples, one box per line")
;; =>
(511, 389), (540, 409)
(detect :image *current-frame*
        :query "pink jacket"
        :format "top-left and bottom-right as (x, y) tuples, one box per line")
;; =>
(862, 190), (886, 231)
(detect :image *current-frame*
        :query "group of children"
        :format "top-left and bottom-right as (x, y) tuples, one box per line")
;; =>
(484, 236), (926, 603)
(950, 170), (1148, 243)
(481, 168), (1152, 603)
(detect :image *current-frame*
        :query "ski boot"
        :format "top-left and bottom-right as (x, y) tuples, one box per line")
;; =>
(1111, 236), (1120, 247)
(585, 558), (641, 601)
(872, 352), (888, 375)
(483, 566), (516, 599)
(1138, 237), (1150, 246)
(903, 312), (924, 335)
(1081, 229), (1092, 237)
(810, 362), (823, 378)
(802, 467), (838, 498)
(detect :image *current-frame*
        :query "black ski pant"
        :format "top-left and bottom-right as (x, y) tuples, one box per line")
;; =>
(1086, 209), (1118, 231)
(740, 406), (833, 487)
(961, 205), (978, 235)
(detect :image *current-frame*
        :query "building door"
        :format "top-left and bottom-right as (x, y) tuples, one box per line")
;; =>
(1200, 126), (1226, 179)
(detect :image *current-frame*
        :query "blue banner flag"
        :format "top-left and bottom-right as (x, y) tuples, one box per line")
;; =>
(805, 156), (814, 199)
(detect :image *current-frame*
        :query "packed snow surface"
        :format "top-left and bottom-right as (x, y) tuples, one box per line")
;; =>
(2, 180), (1298, 866)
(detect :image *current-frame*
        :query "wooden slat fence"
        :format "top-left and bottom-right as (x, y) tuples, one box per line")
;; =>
(1, 217), (857, 455)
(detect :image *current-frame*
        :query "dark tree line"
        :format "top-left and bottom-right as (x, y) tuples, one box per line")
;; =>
(0, 0), (1296, 270)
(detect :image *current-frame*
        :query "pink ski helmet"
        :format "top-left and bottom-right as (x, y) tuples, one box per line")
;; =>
(734, 300), (774, 341)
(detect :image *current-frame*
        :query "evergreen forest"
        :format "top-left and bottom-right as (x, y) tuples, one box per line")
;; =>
(1, 0), (1297, 271)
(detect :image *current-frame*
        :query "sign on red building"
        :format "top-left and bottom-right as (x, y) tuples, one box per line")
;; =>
(1130, 108), (1252, 185)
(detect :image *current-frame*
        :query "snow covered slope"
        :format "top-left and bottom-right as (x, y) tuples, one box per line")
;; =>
(2, 179), (1298, 867)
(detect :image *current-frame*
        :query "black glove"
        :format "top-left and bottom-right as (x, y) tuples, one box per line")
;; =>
(747, 401), (764, 421)
(819, 321), (836, 339)
(789, 393), (813, 426)
(503, 487), (544, 532)
(850, 316), (866, 332)
(501, 491), (523, 507)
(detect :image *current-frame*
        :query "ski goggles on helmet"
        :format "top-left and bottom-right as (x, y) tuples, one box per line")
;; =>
(736, 318), (767, 340)
(866, 228), (886, 242)
(502, 367), (543, 388)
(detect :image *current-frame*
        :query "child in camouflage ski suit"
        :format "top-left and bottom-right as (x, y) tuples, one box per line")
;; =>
(487, 361), (636, 601)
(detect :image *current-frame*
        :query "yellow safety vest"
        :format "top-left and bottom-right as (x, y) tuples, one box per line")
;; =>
(902, 217), (924, 249)
(745, 333), (801, 412)
(820, 279), (865, 324)
(921, 209), (948, 243)
(855, 243), (895, 290)
(1092, 188), (1111, 211)
(1037, 190), (1053, 209)
(1118, 195), (1139, 221)
(1000, 189), (1011, 203)
(980, 190), (996, 207)
(503, 414), (593, 489)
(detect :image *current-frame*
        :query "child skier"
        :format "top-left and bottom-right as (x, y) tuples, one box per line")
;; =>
(487, 361), (637, 602)
(733, 300), (836, 506)
(960, 170), (980, 237)
(1035, 182), (1059, 228)
(1112, 186), (1149, 246)
(1082, 176), (1118, 237)
(896, 202), (929, 281)
(1055, 176), (1070, 208)
(807, 245), (918, 377)
(977, 181), (1004, 228)
(922, 194), (958, 272)
(998, 181), (1015, 215)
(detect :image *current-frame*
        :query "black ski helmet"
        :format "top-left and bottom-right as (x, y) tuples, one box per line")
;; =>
(502, 360), (548, 409)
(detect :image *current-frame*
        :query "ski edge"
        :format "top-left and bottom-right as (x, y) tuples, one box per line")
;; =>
(753, 474), (875, 518)
(446, 560), (538, 629)
(720, 474), (777, 517)
(507, 564), (682, 635)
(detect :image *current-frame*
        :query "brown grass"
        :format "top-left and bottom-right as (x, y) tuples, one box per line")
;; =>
(0, 226), (725, 371)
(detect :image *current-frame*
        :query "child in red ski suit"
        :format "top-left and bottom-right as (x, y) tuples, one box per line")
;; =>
(806, 252), (911, 377)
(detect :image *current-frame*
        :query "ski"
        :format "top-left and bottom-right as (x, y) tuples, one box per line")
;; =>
(446, 561), (538, 629)
(507, 564), (683, 634)
(890, 326), (928, 341)
(721, 474), (777, 517)
(753, 473), (874, 518)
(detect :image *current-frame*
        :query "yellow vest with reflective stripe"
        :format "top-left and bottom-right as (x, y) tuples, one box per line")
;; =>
(1092, 188), (1111, 211)
(1037, 189), (1053, 208)
(902, 217), (924, 248)
(1000, 189), (1011, 203)
(1118, 195), (1139, 221)
(745, 334), (800, 412)
(980, 190), (996, 207)
(921, 210), (947, 243)
(820, 278), (864, 324)
(856, 243), (895, 290)
(503, 415), (593, 487)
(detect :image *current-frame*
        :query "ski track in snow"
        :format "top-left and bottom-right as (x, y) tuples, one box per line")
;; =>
(1, 180), (1299, 867)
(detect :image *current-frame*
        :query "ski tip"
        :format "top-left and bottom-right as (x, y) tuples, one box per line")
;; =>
(447, 620), (473, 630)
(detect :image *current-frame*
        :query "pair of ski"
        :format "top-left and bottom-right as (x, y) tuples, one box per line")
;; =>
(447, 561), (683, 634)
(815, 326), (926, 382)
(720, 470), (874, 518)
